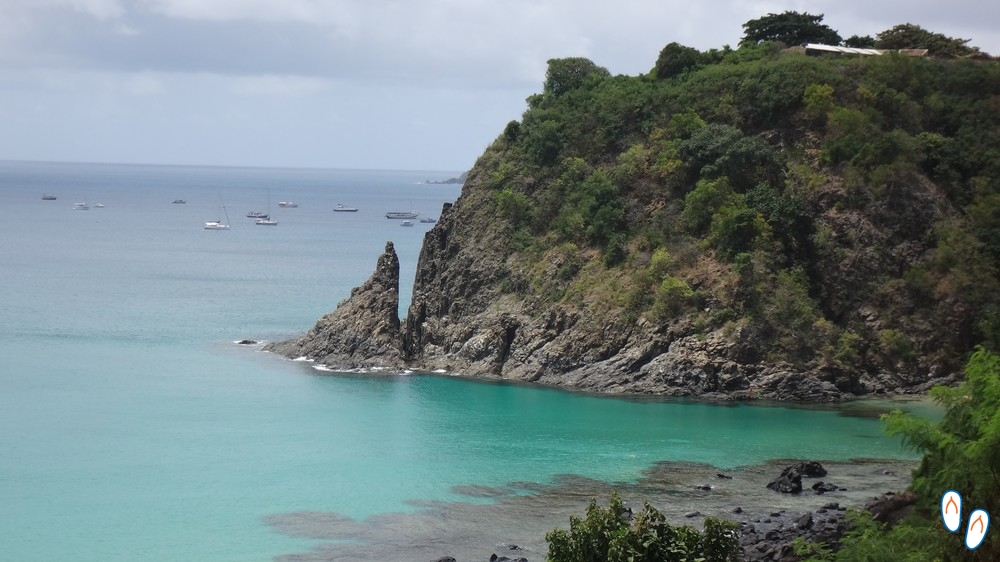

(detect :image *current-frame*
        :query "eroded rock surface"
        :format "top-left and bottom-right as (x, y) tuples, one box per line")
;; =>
(266, 241), (405, 370)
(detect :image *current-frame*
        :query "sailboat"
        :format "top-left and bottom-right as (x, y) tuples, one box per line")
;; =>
(256, 190), (277, 226)
(205, 196), (232, 230)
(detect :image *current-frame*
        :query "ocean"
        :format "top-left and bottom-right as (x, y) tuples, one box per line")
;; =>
(0, 161), (929, 561)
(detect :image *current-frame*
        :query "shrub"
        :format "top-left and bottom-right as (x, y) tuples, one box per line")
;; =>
(834, 330), (862, 366)
(803, 83), (835, 120)
(494, 188), (534, 228)
(648, 247), (674, 279)
(708, 204), (766, 260)
(677, 124), (782, 192)
(543, 57), (611, 98)
(880, 348), (1000, 559)
(653, 275), (695, 319)
(653, 42), (703, 79)
(683, 178), (733, 234)
(878, 329), (914, 363)
(546, 492), (741, 562)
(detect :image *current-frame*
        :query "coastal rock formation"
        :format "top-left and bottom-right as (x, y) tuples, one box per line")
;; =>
(267, 48), (1000, 401)
(268, 171), (961, 400)
(265, 242), (405, 370)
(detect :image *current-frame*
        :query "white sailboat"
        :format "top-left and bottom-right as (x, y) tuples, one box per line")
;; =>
(256, 190), (277, 226)
(205, 196), (232, 230)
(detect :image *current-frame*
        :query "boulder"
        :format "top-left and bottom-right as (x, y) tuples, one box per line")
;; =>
(766, 468), (803, 494)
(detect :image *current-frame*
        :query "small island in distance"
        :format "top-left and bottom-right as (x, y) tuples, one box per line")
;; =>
(424, 171), (468, 185)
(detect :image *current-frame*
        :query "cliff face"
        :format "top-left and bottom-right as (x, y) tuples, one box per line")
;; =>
(393, 167), (955, 401)
(266, 241), (405, 370)
(270, 47), (1000, 400)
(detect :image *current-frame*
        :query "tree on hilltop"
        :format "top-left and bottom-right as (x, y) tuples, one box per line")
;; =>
(741, 11), (842, 47)
(652, 42), (702, 79)
(875, 23), (979, 57)
(844, 35), (875, 48)
(543, 57), (610, 98)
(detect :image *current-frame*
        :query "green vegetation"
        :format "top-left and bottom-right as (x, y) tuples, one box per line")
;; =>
(474, 12), (999, 375)
(795, 348), (1000, 560)
(741, 11), (842, 46)
(546, 492), (741, 562)
(481, 13), (1000, 562)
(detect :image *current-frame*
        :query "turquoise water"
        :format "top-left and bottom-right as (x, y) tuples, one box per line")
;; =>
(0, 161), (923, 561)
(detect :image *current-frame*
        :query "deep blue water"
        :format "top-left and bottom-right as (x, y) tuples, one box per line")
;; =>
(0, 161), (926, 561)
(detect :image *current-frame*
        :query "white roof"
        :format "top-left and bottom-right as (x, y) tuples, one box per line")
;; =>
(804, 43), (885, 56)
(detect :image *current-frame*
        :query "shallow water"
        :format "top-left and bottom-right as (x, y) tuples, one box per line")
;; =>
(0, 161), (928, 561)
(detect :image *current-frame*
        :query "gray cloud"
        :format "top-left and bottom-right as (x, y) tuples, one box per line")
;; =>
(0, 0), (997, 169)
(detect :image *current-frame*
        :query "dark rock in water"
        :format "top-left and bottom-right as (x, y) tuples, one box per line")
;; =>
(766, 469), (802, 494)
(767, 461), (828, 493)
(733, 506), (743, 514)
(684, 511), (702, 518)
(716, 473), (733, 479)
(695, 484), (713, 491)
(812, 481), (841, 494)
(432, 558), (457, 562)
(265, 242), (405, 369)
(792, 460), (828, 478)
(236, 339), (257, 345)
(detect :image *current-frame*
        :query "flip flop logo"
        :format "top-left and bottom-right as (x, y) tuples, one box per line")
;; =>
(942, 490), (991, 550)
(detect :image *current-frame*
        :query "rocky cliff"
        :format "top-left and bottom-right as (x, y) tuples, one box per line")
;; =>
(266, 241), (404, 369)
(268, 46), (1000, 400)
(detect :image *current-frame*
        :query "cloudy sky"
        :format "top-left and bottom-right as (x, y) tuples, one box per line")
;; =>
(1, 0), (997, 171)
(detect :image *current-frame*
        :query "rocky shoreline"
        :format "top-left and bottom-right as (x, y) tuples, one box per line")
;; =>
(265, 239), (957, 403)
(264, 457), (917, 561)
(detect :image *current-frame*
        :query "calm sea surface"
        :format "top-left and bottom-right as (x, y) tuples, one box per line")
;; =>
(0, 161), (930, 561)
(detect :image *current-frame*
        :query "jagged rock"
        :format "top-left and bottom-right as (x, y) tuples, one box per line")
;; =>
(766, 470), (802, 494)
(767, 461), (827, 494)
(791, 461), (828, 478)
(265, 242), (405, 369)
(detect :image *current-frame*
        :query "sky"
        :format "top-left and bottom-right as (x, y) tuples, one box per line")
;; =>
(1, 0), (997, 172)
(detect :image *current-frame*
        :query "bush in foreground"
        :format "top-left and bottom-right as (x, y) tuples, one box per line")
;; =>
(545, 492), (741, 561)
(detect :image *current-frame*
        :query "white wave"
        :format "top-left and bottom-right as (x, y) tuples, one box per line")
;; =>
(292, 356), (314, 362)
